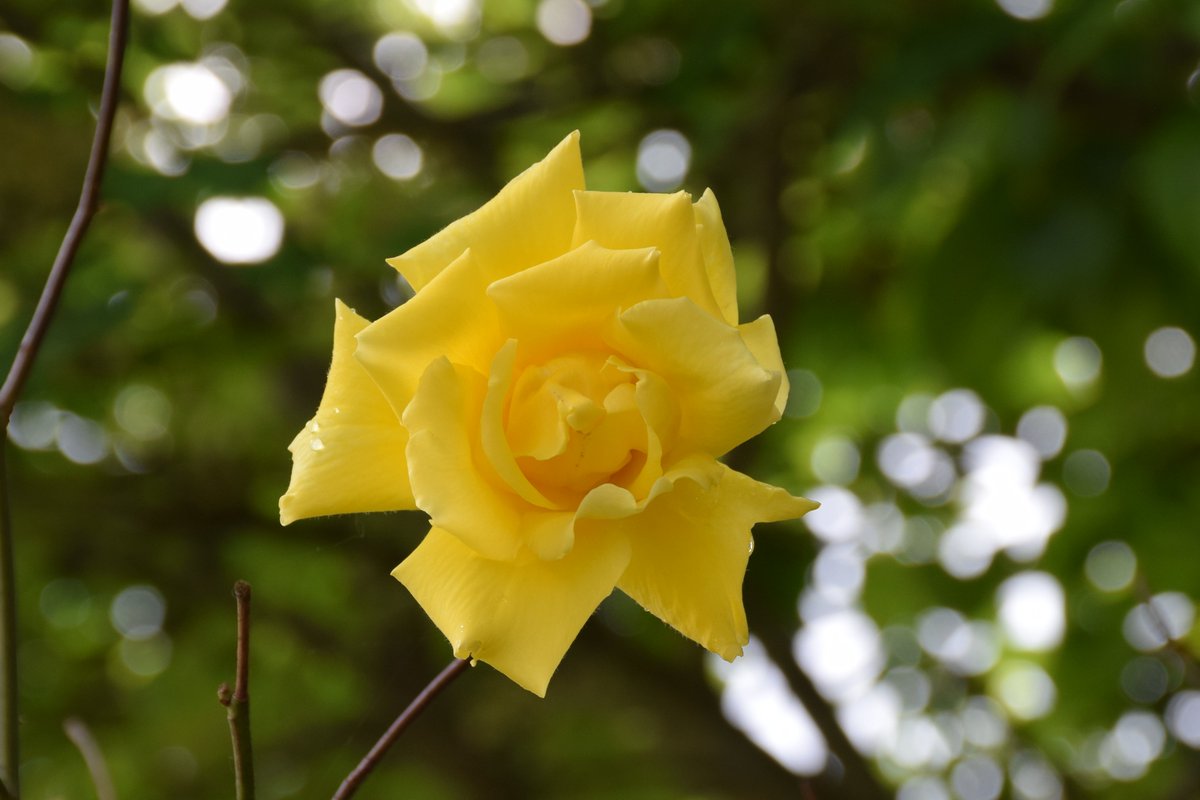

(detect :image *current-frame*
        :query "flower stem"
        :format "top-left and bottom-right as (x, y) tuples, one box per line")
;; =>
(0, 2), (129, 792)
(331, 658), (470, 800)
(218, 581), (255, 800)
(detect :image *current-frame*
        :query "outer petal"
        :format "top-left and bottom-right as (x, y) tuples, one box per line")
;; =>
(394, 526), (631, 697)
(571, 190), (723, 320)
(356, 249), (501, 418)
(738, 314), (789, 420)
(486, 241), (665, 362)
(608, 297), (781, 458)
(403, 357), (523, 561)
(693, 188), (739, 326)
(597, 461), (818, 660)
(280, 300), (415, 525)
(386, 132), (585, 292)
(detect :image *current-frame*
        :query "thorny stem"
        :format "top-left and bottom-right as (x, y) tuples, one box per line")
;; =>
(331, 658), (470, 800)
(218, 581), (255, 800)
(0, 2), (130, 797)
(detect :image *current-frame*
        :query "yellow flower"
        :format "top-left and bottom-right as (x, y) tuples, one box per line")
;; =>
(280, 132), (817, 696)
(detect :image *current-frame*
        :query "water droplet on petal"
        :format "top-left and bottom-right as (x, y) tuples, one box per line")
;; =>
(748, 537), (756, 555)
(333, 407), (341, 415)
(309, 420), (321, 433)
(310, 438), (325, 451)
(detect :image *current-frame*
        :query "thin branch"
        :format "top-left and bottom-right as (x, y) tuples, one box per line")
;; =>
(0, 0), (131, 424)
(332, 658), (471, 800)
(218, 580), (255, 800)
(0, 3), (129, 796)
(64, 717), (117, 800)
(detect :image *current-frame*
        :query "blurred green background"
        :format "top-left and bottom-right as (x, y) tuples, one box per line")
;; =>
(3, 0), (1200, 797)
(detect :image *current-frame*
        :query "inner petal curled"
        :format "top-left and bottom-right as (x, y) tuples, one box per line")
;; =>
(502, 349), (671, 506)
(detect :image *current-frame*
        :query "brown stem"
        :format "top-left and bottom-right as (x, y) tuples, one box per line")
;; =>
(0, 4), (129, 794)
(332, 658), (471, 800)
(0, 0), (130, 424)
(63, 717), (117, 800)
(218, 581), (255, 800)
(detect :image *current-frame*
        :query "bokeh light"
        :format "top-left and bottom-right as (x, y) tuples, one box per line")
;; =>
(374, 32), (429, 81)
(110, 585), (166, 641)
(1166, 691), (1200, 749)
(1016, 406), (1067, 460)
(995, 0), (1053, 20)
(711, 639), (827, 774)
(636, 129), (692, 192)
(194, 196), (284, 264)
(372, 133), (424, 180)
(1122, 592), (1195, 652)
(810, 436), (861, 485)
(950, 755), (1004, 800)
(180, 0), (228, 20)
(1143, 326), (1195, 378)
(992, 661), (1057, 720)
(793, 609), (884, 701)
(1053, 336), (1102, 390)
(997, 572), (1065, 651)
(1084, 540), (1136, 592)
(145, 62), (233, 126)
(1062, 449), (1110, 496)
(928, 388), (985, 443)
(319, 70), (383, 127)
(536, 0), (593, 46)
(0, 33), (35, 89)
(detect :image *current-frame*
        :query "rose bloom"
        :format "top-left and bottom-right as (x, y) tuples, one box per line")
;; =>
(280, 132), (816, 696)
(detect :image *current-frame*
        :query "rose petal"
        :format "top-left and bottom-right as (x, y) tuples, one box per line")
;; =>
(280, 300), (415, 525)
(481, 340), (557, 509)
(738, 314), (789, 420)
(597, 462), (817, 660)
(693, 188), (739, 326)
(356, 248), (501, 418)
(487, 241), (664, 362)
(386, 132), (585, 292)
(571, 190), (723, 320)
(608, 297), (782, 458)
(604, 359), (675, 499)
(393, 525), (631, 697)
(403, 357), (524, 561)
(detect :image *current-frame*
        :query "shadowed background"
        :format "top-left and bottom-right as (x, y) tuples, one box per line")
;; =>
(2, 0), (1200, 797)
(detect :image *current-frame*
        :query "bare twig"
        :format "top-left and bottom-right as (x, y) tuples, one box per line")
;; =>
(64, 717), (117, 800)
(0, 0), (131, 423)
(332, 658), (471, 800)
(0, 3), (130, 797)
(218, 581), (255, 800)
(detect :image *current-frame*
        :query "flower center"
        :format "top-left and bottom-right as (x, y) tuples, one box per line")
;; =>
(505, 352), (649, 503)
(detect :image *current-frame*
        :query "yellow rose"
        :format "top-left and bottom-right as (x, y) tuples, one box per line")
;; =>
(280, 132), (816, 696)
